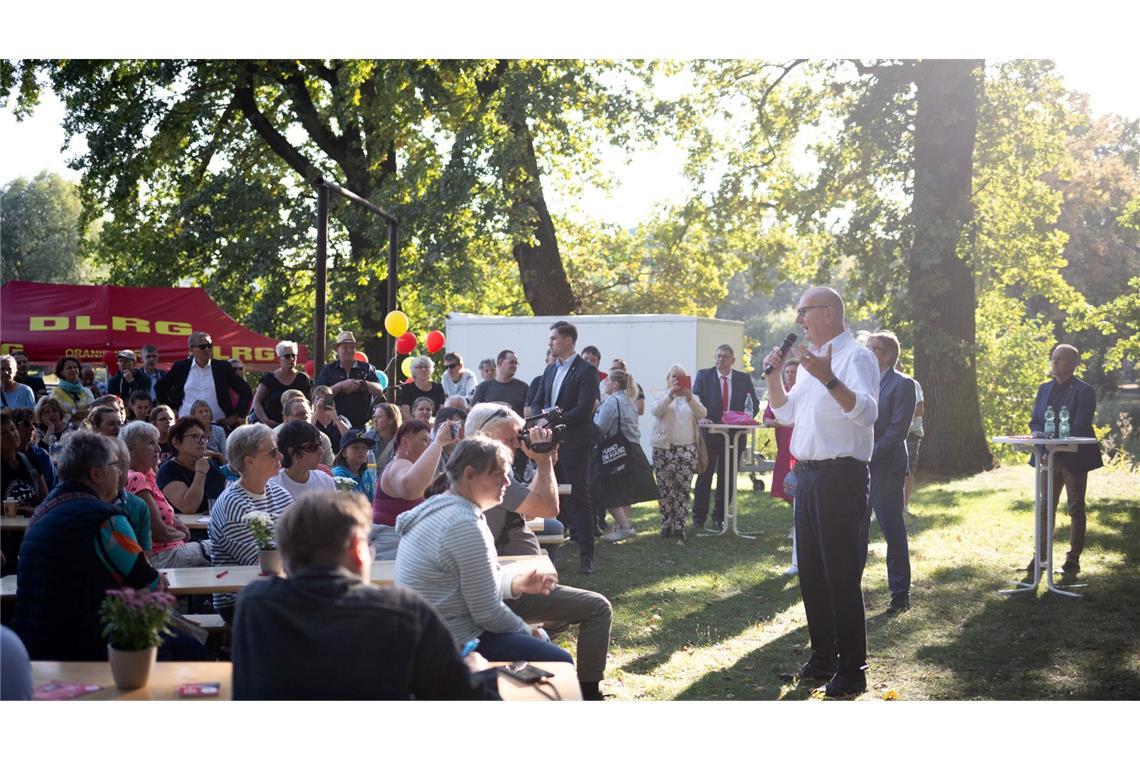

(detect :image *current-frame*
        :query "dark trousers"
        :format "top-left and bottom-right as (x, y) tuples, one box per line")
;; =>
(692, 430), (745, 524)
(1037, 463), (1088, 560)
(556, 436), (595, 560)
(794, 459), (870, 680)
(866, 462), (910, 597)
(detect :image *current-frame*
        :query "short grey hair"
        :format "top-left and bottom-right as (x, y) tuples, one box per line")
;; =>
(868, 330), (901, 362)
(227, 423), (275, 474)
(57, 430), (116, 482)
(275, 340), (299, 358)
(465, 402), (524, 438)
(411, 355), (434, 372)
(120, 420), (159, 451)
(0, 355), (15, 372)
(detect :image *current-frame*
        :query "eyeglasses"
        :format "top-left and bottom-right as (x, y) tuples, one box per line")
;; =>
(185, 434), (208, 442)
(109, 460), (129, 471)
(260, 446), (279, 458)
(296, 442), (322, 453)
(796, 305), (828, 319)
(193, 343), (213, 351)
(280, 354), (296, 359)
(443, 364), (458, 370)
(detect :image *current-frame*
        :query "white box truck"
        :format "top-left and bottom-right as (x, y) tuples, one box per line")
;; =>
(444, 313), (747, 455)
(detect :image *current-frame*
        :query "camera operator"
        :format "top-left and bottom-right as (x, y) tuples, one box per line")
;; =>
(463, 402), (612, 700)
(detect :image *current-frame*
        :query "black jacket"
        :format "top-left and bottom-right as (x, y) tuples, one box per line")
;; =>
(231, 566), (499, 700)
(538, 354), (600, 445)
(693, 367), (758, 423)
(155, 358), (252, 418)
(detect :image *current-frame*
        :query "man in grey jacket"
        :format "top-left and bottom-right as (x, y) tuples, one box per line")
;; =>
(864, 331), (917, 614)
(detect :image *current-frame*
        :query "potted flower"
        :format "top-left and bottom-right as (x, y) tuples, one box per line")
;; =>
(100, 588), (176, 689)
(244, 510), (282, 575)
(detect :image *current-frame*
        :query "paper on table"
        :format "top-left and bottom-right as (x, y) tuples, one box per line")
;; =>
(34, 681), (102, 700)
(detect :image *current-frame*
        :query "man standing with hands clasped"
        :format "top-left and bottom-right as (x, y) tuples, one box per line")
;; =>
(765, 286), (879, 698)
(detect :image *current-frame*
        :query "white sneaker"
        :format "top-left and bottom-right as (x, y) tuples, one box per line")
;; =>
(603, 527), (636, 542)
(783, 565), (799, 576)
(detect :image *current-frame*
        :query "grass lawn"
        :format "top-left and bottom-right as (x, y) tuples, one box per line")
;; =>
(548, 465), (1140, 700)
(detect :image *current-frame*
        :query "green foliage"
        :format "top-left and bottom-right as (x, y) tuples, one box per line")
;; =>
(976, 291), (1057, 461)
(0, 171), (95, 284)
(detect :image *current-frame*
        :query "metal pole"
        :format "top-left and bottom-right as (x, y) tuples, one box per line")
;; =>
(387, 221), (399, 392)
(314, 184), (329, 373)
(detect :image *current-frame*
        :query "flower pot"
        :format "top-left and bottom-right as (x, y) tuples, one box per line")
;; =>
(107, 645), (157, 690)
(259, 548), (283, 575)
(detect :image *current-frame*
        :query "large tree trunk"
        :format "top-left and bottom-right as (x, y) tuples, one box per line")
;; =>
(508, 121), (577, 315)
(908, 59), (993, 476)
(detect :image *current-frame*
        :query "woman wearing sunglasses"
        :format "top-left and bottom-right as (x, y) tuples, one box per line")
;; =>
(271, 420), (336, 500)
(253, 341), (312, 428)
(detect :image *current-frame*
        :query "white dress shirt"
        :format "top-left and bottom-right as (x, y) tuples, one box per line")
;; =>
(772, 331), (879, 462)
(179, 360), (225, 421)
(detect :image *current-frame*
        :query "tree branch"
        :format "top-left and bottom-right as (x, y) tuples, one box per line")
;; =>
(232, 63), (323, 186)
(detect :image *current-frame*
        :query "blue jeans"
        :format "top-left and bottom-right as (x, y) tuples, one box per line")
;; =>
(475, 631), (574, 665)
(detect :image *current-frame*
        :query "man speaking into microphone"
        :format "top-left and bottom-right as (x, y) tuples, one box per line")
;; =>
(765, 286), (879, 698)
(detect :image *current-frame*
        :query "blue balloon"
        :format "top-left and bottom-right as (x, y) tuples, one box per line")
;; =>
(377, 372), (389, 390)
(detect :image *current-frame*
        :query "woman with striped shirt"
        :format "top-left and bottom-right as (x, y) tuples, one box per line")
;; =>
(394, 436), (573, 668)
(207, 424), (293, 623)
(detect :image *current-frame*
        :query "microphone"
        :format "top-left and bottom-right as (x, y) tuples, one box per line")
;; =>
(762, 333), (798, 377)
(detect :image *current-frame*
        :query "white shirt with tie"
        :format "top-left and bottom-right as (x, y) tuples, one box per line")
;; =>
(771, 330), (879, 462)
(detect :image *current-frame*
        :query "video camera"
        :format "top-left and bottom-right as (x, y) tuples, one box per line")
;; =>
(519, 406), (566, 454)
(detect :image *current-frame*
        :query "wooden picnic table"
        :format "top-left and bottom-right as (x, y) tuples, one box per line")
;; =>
(29, 660), (580, 700)
(1, 514), (209, 532)
(2, 555), (557, 599)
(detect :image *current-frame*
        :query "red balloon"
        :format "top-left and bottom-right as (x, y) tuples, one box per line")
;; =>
(425, 330), (445, 353)
(303, 360), (315, 376)
(395, 332), (418, 354)
(403, 377), (413, 384)
(102, 350), (118, 366)
(354, 350), (368, 364)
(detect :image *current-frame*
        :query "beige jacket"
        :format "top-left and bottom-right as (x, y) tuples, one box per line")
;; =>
(649, 391), (707, 450)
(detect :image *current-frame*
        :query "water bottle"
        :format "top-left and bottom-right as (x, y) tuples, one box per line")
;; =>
(47, 430), (60, 460)
(744, 393), (754, 418)
(1058, 405), (1070, 439)
(1044, 405), (1055, 439)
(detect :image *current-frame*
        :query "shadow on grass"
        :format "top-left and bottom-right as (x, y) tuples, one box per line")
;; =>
(619, 572), (803, 677)
(913, 500), (1140, 699)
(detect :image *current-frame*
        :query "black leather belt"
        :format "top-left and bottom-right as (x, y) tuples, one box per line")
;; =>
(795, 456), (863, 471)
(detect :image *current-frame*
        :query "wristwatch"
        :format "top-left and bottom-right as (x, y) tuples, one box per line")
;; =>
(824, 376), (840, 391)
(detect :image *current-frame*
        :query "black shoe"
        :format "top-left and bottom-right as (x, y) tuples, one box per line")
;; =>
(712, 519), (725, 531)
(1061, 558), (1080, 576)
(579, 556), (594, 574)
(817, 673), (867, 699)
(886, 594), (910, 615)
(780, 660), (835, 683)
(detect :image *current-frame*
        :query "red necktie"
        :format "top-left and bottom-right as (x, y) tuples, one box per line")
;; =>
(721, 375), (729, 412)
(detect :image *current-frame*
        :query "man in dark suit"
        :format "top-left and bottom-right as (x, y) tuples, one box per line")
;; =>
(537, 321), (600, 574)
(865, 331), (916, 614)
(1028, 343), (1102, 577)
(692, 344), (760, 531)
(155, 331), (252, 430)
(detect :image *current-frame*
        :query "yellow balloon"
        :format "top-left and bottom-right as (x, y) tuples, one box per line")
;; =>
(401, 356), (414, 377)
(384, 310), (409, 337)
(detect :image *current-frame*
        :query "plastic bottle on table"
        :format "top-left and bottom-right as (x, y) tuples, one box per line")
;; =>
(1044, 405), (1055, 439)
(1058, 405), (1070, 439)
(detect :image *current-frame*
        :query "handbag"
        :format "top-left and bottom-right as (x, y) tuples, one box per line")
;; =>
(599, 401), (631, 477)
(693, 412), (709, 474)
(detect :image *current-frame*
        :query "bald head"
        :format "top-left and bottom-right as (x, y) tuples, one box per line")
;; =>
(796, 286), (847, 347)
(1050, 344), (1080, 383)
